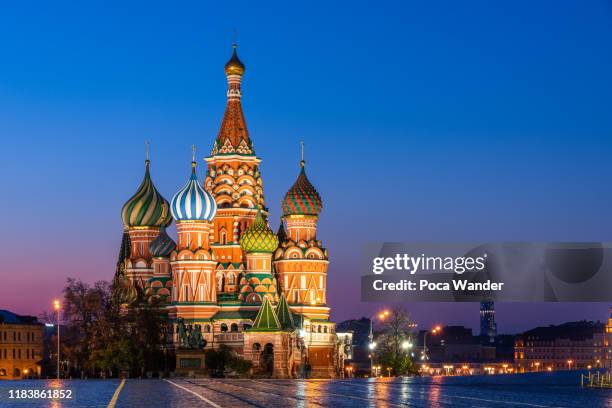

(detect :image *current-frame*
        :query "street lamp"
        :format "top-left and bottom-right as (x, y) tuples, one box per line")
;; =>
(368, 310), (388, 375)
(422, 325), (442, 361)
(402, 340), (413, 350)
(567, 360), (573, 371)
(534, 362), (540, 372)
(53, 300), (61, 380)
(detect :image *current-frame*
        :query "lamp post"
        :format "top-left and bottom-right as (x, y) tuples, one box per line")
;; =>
(422, 326), (441, 361)
(368, 310), (389, 375)
(53, 300), (61, 380)
(567, 360), (573, 371)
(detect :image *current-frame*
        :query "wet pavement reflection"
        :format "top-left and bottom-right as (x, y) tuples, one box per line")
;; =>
(1, 372), (611, 407)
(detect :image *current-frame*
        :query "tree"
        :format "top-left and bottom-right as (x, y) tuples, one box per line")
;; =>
(205, 345), (252, 378)
(55, 277), (169, 378)
(373, 307), (419, 376)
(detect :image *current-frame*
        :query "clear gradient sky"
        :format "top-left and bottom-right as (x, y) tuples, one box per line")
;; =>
(1, 1), (612, 334)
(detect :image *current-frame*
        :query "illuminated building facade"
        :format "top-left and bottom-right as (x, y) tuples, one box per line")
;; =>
(514, 319), (612, 371)
(117, 45), (339, 378)
(0, 310), (44, 380)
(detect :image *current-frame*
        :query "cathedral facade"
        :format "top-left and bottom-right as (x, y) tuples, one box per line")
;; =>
(117, 45), (340, 378)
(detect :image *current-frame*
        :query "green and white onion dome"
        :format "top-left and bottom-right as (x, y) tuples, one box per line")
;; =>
(149, 226), (177, 258)
(121, 160), (172, 228)
(240, 211), (279, 253)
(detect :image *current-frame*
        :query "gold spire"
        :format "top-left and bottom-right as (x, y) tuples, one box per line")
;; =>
(300, 141), (305, 168)
(224, 43), (245, 76)
(191, 144), (197, 170)
(145, 141), (150, 167)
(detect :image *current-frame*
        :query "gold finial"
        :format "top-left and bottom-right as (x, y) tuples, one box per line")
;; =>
(145, 141), (151, 169)
(225, 41), (245, 76)
(191, 144), (197, 168)
(300, 141), (305, 168)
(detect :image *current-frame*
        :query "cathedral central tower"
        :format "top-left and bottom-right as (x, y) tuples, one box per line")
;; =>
(205, 45), (266, 296)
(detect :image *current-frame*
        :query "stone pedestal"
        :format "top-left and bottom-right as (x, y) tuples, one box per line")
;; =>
(175, 349), (207, 377)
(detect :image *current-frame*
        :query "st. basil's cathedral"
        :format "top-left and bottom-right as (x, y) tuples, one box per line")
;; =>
(115, 45), (341, 378)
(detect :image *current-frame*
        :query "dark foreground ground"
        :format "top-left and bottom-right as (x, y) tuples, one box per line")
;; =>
(1, 371), (611, 407)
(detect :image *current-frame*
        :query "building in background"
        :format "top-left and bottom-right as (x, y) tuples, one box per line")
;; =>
(337, 318), (371, 375)
(418, 326), (497, 364)
(0, 310), (43, 380)
(514, 320), (611, 372)
(480, 300), (497, 343)
(116, 45), (338, 378)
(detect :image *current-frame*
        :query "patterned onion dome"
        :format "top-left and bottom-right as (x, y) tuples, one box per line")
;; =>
(224, 44), (245, 76)
(281, 165), (323, 216)
(121, 160), (172, 228)
(171, 162), (217, 221)
(240, 211), (279, 253)
(149, 226), (177, 258)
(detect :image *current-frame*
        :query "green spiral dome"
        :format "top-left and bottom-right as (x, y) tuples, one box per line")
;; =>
(240, 211), (279, 254)
(121, 160), (172, 228)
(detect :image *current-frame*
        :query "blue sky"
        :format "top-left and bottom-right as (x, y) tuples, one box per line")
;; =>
(1, 1), (612, 332)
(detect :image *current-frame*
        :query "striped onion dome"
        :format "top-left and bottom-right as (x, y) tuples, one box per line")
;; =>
(281, 164), (322, 216)
(149, 226), (177, 258)
(240, 211), (279, 253)
(121, 160), (172, 228)
(171, 162), (217, 222)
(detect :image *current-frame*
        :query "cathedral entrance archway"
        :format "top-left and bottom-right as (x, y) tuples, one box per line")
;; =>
(261, 343), (274, 377)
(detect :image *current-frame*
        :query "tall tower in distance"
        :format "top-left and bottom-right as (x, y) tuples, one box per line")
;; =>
(480, 300), (497, 343)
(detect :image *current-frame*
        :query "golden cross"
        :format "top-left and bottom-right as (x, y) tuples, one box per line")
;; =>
(192, 144), (196, 162)
(300, 141), (305, 167)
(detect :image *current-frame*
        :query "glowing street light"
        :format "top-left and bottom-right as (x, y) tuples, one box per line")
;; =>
(53, 299), (61, 380)
(567, 360), (573, 370)
(368, 309), (390, 375)
(423, 325), (442, 361)
(402, 340), (413, 350)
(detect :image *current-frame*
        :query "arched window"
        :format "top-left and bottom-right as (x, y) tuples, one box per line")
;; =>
(220, 323), (228, 333)
(253, 343), (261, 351)
(230, 323), (238, 332)
(216, 273), (224, 292)
(227, 273), (236, 285)
(0, 369), (6, 376)
(220, 231), (227, 245)
(205, 325), (211, 333)
(243, 323), (252, 331)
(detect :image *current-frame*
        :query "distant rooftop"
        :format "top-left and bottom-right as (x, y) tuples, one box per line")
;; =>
(0, 309), (40, 325)
(520, 321), (604, 342)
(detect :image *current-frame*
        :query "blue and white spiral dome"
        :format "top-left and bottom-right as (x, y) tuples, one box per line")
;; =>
(171, 162), (217, 221)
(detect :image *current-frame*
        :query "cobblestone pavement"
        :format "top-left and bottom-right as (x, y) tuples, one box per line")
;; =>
(1, 372), (612, 407)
